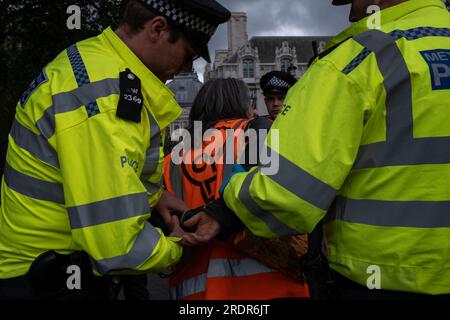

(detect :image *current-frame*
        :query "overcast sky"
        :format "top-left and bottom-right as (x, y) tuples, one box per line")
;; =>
(193, 0), (352, 81)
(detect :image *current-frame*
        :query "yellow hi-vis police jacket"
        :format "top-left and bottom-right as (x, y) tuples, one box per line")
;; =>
(0, 27), (183, 279)
(223, 0), (450, 295)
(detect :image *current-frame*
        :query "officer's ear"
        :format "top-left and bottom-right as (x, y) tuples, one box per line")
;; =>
(145, 16), (170, 43)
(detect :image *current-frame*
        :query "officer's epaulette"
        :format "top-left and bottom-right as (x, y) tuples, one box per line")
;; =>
(308, 36), (352, 67)
(117, 68), (143, 123)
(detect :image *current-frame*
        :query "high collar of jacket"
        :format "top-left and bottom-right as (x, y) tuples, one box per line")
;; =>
(101, 27), (182, 130)
(325, 0), (447, 50)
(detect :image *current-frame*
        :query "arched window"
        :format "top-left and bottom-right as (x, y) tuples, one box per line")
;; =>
(176, 86), (186, 102)
(243, 59), (255, 78)
(281, 58), (292, 73)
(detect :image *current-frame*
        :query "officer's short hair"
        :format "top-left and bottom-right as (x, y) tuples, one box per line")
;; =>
(119, 0), (181, 43)
(119, 0), (155, 32)
(133, 0), (230, 63)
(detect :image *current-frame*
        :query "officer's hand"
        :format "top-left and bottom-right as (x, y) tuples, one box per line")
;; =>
(169, 215), (205, 247)
(169, 215), (190, 239)
(180, 212), (221, 246)
(155, 190), (188, 227)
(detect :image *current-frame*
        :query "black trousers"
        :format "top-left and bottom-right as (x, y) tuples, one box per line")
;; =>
(0, 275), (35, 300)
(0, 274), (111, 300)
(119, 275), (149, 300)
(0, 274), (151, 300)
(333, 271), (450, 300)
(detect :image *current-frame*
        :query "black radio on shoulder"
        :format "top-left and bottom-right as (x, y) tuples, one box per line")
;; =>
(117, 68), (143, 123)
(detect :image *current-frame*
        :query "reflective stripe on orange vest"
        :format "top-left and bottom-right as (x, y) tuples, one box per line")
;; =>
(170, 258), (277, 299)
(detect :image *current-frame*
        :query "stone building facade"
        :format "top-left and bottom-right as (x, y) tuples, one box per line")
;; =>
(167, 72), (203, 134)
(205, 12), (331, 116)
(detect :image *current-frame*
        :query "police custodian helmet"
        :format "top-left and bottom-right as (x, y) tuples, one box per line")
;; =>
(260, 71), (297, 96)
(136, 0), (231, 63)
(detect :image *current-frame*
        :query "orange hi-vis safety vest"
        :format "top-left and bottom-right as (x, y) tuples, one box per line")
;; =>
(164, 118), (309, 300)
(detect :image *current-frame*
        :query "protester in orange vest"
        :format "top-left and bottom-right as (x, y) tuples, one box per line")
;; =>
(164, 78), (309, 300)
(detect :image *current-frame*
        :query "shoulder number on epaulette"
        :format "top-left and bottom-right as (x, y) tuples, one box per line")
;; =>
(117, 68), (143, 123)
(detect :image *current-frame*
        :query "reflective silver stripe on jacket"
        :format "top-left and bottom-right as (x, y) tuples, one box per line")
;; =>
(330, 196), (450, 228)
(170, 258), (277, 300)
(141, 110), (163, 195)
(342, 27), (450, 75)
(261, 147), (337, 211)
(336, 29), (450, 228)
(10, 119), (60, 168)
(91, 221), (161, 275)
(239, 170), (299, 236)
(68, 192), (150, 229)
(36, 78), (120, 139)
(3, 162), (65, 204)
(351, 29), (450, 168)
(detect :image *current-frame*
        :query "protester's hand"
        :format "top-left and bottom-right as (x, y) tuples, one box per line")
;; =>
(155, 190), (188, 227)
(180, 211), (221, 246)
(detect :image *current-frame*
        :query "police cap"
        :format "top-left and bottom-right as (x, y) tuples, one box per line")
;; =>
(260, 71), (297, 96)
(137, 0), (231, 62)
(332, 0), (352, 5)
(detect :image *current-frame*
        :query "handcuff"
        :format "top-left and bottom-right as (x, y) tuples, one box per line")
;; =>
(179, 207), (207, 232)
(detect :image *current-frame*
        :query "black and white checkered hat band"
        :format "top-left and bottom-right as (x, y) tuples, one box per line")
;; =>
(143, 0), (217, 37)
(267, 76), (291, 89)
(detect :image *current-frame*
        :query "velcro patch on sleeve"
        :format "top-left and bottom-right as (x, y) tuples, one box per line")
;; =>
(20, 69), (48, 108)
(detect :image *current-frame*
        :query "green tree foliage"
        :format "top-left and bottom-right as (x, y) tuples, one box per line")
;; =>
(0, 0), (125, 173)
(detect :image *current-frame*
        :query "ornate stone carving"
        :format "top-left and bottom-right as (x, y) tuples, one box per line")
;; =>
(238, 42), (259, 60)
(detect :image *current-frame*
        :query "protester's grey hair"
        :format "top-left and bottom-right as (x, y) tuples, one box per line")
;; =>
(188, 78), (251, 133)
